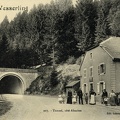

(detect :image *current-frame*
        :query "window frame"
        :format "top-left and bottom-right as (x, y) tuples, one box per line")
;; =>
(89, 66), (93, 77)
(97, 81), (106, 94)
(90, 53), (93, 60)
(98, 63), (106, 75)
(83, 68), (87, 78)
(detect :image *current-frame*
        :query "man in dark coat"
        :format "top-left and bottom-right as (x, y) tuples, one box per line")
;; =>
(77, 87), (83, 104)
(67, 90), (72, 104)
(102, 89), (108, 105)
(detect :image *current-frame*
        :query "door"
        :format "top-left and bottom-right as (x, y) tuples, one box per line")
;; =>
(90, 83), (93, 91)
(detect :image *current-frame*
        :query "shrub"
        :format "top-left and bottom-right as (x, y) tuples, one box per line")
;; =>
(66, 56), (76, 64)
(76, 57), (82, 65)
(50, 70), (59, 87)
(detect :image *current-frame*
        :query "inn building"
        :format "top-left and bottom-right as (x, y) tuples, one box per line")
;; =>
(80, 37), (120, 102)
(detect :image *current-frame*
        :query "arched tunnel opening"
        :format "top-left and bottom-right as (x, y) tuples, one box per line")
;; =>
(0, 75), (24, 94)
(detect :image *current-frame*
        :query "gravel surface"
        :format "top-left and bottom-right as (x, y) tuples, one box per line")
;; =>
(0, 94), (120, 120)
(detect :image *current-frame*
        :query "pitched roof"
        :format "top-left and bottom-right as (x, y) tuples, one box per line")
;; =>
(66, 81), (80, 87)
(100, 37), (120, 61)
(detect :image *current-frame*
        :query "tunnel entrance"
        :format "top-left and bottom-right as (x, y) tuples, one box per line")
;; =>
(0, 75), (24, 94)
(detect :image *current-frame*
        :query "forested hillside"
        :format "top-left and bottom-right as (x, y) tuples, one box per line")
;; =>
(0, 0), (120, 68)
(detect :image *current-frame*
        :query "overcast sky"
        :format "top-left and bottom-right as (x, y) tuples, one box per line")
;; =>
(0, 0), (77, 23)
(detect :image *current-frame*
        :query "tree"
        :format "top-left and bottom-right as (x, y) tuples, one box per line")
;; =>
(50, 69), (58, 87)
(43, 2), (61, 66)
(0, 33), (9, 67)
(75, 0), (97, 52)
(95, 0), (111, 45)
(55, 7), (78, 63)
(30, 5), (51, 66)
(108, 0), (120, 36)
(110, 11), (120, 36)
(0, 16), (9, 34)
(14, 45), (22, 68)
(55, 0), (73, 11)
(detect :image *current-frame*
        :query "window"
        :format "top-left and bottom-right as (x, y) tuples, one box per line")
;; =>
(90, 67), (93, 77)
(100, 82), (103, 93)
(90, 83), (93, 91)
(84, 84), (86, 93)
(98, 63), (106, 75)
(84, 69), (87, 78)
(97, 82), (106, 94)
(90, 53), (93, 59)
(82, 83), (88, 93)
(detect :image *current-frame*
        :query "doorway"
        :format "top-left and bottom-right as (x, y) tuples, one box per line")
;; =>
(90, 83), (93, 91)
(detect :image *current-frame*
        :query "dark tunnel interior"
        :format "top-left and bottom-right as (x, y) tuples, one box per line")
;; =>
(0, 75), (23, 94)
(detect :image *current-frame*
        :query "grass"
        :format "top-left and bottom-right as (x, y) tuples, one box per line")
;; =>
(0, 101), (12, 116)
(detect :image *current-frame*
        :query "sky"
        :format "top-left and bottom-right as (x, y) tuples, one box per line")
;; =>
(0, 0), (77, 23)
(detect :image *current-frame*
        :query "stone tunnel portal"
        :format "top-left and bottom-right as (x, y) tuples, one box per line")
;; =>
(0, 75), (24, 94)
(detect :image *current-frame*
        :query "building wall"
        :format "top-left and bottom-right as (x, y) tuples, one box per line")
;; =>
(80, 46), (116, 102)
(115, 62), (120, 93)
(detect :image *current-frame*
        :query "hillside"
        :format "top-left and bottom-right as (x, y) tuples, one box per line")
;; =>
(26, 63), (80, 95)
(56, 64), (80, 79)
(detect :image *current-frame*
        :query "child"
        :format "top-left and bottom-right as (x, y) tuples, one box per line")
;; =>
(62, 92), (66, 104)
(104, 97), (108, 106)
(84, 93), (88, 104)
(58, 92), (63, 104)
(72, 91), (77, 104)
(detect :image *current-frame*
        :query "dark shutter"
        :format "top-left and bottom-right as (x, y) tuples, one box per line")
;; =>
(98, 65), (100, 75)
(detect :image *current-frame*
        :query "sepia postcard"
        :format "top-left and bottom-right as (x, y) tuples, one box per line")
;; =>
(0, 0), (120, 120)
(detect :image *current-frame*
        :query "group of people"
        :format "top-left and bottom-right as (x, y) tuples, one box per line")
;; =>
(58, 88), (96, 105)
(58, 88), (120, 106)
(101, 89), (120, 106)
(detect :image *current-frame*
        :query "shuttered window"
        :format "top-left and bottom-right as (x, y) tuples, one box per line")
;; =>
(98, 66), (100, 75)
(97, 83), (100, 93)
(90, 67), (93, 77)
(98, 63), (106, 74)
(84, 69), (87, 78)
(97, 82), (106, 94)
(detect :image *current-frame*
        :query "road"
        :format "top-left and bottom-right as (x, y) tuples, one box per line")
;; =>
(0, 94), (120, 120)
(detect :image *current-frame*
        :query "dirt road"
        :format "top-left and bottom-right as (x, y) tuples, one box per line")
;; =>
(0, 94), (120, 120)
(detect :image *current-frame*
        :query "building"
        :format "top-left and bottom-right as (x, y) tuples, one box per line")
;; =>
(66, 80), (80, 95)
(80, 37), (120, 102)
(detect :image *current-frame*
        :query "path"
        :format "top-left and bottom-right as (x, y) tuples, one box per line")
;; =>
(0, 94), (120, 120)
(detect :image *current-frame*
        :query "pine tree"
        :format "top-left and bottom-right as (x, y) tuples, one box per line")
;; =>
(43, 2), (61, 66)
(95, 0), (111, 45)
(50, 69), (58, 87)
(108, 0), (120, 36)
(110, 11), (120, 36)
(0, 16), (9, 34)
(56, 7), (78, 63)
(75, 0), (97, 52)
(55, 0), (73, 11)
(0, 33), (9, 67)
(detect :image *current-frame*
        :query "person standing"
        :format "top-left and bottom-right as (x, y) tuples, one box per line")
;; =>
(72, 91), (77, 104)
(84, 93), (88, 104)
(110, 90), (116, 106)
(89, 89), (96, 105)
(77, 87), (83, 104)
(118, 92), (120, 106)
(58, 92), (63, 104)
(62, 92), (66, 104)
(102, 89), (108, 106)
(101, 90), (104, 104)
(67, 90), (72, 104)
